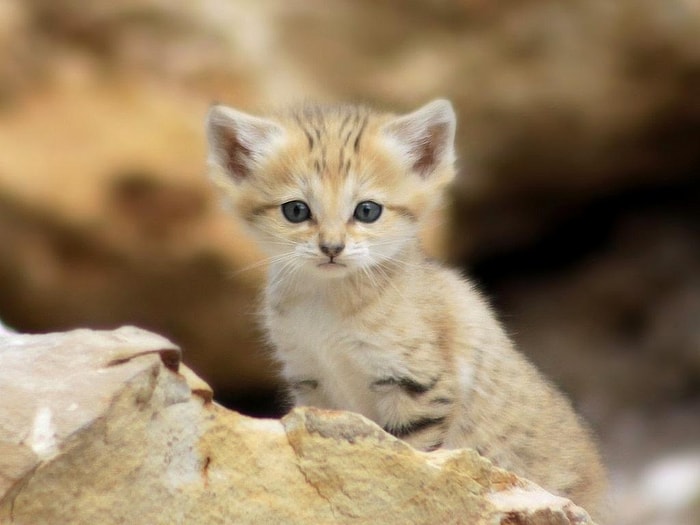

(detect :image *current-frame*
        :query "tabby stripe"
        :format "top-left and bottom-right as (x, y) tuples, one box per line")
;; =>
(293, 115), (315, 151)
(248, 204), (278, 218)
(338, 112), (353, 136)
(302, 127), (314, 150)
(342, 129), (354, 147)
(371, 375), (439, 396)
(385, 416), (446, 438)
(425, 441), (444, 452)
(385, 204), (417, 221)
(290, 379), (319, 391)
(320, 144), (327, 171)
(353, 114), (368, 152)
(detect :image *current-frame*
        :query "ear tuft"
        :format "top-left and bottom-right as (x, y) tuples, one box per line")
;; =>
(206, 105), (284, 182)
(382, 99), (456, 178)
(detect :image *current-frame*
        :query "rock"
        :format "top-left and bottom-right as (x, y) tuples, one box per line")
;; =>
(0, 326), (597, 524)
(613, 449), (700, 525)
(0, 319), (14, 334)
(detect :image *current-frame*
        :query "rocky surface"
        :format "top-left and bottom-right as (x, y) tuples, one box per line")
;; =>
(0, 326), (596, 524)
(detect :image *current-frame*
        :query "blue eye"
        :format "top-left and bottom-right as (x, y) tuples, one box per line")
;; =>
(281, 201), (311, 223)
(353, 201), (382, 223)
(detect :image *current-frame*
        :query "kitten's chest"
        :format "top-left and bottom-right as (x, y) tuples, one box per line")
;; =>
(266, 293), (339, 345)
(264, 293), (399, 416)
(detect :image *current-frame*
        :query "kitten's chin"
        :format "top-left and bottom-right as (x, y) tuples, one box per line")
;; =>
(307, 261), (352, 279)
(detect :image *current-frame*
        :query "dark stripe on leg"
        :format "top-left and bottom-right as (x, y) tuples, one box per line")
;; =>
(425, 441), (444, 452)
(371, 375), (439, 396)
(290, 379), (319, 392)
(430, 397), (453, 406)
(384, 416), (446, 439)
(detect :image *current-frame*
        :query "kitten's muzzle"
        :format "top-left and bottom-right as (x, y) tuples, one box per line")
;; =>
(319, 243), (345, 258)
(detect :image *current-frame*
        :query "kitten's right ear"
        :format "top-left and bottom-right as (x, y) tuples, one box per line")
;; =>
(206, 105), (285, 182)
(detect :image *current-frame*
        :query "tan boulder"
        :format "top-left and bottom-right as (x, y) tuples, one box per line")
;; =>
(0, 326), (596, 524)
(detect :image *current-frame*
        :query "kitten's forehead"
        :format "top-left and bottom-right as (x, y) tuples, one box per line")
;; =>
(281, 104), (378, 170)
(271, 104), (398, 188)
(241, 103), (438, 218)
(282, 103), (378, 137)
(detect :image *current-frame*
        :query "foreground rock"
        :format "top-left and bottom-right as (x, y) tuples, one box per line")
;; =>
(0, 326), (595, 524)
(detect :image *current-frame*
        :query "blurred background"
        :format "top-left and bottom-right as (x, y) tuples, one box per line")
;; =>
(0, 0), (698, 522)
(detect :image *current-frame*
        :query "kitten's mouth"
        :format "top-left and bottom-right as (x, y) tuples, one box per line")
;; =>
(317, 260), (347, 269)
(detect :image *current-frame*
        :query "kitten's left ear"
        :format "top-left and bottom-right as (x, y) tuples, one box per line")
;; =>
(206, 104), (285, 183)
(382, 99), (456, 179)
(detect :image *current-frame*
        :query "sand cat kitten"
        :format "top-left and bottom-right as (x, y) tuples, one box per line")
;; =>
(205, 100), (607, 517)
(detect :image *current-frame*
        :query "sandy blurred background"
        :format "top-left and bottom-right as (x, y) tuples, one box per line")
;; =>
(0, 0), (698, 522)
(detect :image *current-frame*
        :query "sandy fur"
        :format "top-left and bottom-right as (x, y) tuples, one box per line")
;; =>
(206, 100), (608, 519)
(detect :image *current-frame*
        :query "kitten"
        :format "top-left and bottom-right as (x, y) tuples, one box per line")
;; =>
(205, 100), (607, 517)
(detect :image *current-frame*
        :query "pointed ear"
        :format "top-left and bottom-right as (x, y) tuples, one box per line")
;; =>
(382, 99), (456, 178)
(206, 105), (285, 182)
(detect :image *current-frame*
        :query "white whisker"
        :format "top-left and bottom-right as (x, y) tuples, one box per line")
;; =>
(227, 252), (297, 278)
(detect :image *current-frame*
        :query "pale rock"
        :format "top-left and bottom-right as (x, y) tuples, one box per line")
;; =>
(0, 319), (14, 335)
(613, 450), (700, 525)
(0, 326), (597, 524)
(2, 0), (699, 402)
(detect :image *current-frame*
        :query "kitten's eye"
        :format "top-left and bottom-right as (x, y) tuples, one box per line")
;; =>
(281, 200), (311, 223)
(353, 201), (382, 223)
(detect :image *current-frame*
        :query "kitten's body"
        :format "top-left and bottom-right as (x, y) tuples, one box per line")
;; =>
(206, 100), (607, 518)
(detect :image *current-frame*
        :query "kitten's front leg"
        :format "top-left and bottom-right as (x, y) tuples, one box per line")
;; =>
(287, 376), (334, 409)
(370, 372), (456, 452)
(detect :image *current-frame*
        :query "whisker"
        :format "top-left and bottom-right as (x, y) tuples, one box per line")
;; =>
(373, 262), (408, 303)
(269, 256), (307, 296)
(228, 252), (297, 277)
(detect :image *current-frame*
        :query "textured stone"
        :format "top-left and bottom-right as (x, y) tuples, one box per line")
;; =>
(0, 327), (596, 524)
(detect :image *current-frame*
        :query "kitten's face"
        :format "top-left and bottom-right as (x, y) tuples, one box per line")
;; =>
(238, 146), (421, 279)
(206, 101), (456, 280)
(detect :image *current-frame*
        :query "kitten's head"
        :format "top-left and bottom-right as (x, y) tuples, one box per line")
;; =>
(206, 100), (456, 279)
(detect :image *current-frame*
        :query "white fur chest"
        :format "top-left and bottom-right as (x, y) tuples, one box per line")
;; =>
(263, 292), (401, 420)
